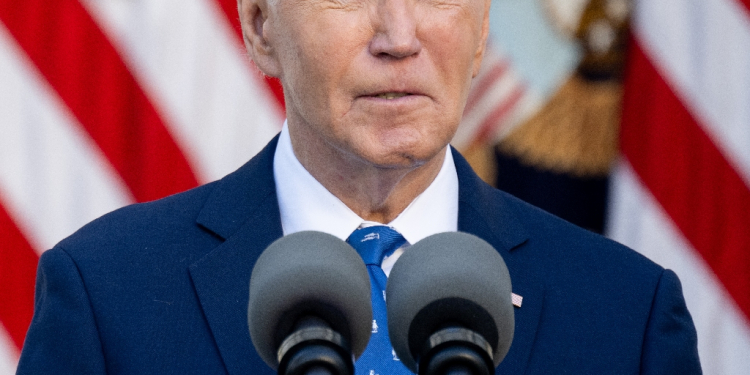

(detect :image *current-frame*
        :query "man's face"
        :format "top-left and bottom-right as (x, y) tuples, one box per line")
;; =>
(245, 0), (490, 168)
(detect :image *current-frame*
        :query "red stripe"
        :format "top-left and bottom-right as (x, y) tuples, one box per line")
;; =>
(0, 201), (39, 350)
(621, 39), (750, 321)
(0, 0), (199, 203)
(470, 86), (525, 146)
(464, 59), (510, 115)
(735, 0), (750, 17)
(213, 0), (286, 110)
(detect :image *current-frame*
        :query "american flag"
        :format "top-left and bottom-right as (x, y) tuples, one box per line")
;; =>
(0, 1), (527, 372)
(608, 0), (750, 373)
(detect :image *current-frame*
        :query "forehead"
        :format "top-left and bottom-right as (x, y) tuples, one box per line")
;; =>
(269, 0), (488, 14)
(267, 0), (489, 32)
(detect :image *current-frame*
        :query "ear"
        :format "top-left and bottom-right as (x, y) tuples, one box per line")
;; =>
(238, 0), (282, 77)
(471, 0), (492, 78)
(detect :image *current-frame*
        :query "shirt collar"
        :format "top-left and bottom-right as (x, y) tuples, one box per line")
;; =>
(274, 121), (458, 243)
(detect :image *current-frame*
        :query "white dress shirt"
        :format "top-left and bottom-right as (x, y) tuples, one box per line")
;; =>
(273, 121), (459, 275)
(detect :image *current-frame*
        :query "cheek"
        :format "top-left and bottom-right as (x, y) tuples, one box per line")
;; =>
(281, 14), (368, 113)
(419, 11), (482, 91)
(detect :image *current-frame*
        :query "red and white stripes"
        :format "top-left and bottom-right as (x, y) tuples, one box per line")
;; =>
(79, 0), (285, 182)
(0, 0), (283, 371)
(0, 0), (203, 202)
(609, 0), (750, 373)
(451, 43), (535, 150)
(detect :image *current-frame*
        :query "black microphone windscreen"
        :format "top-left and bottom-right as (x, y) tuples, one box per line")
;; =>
(248, 231), (372, 369)
(386, 232), (514, 372)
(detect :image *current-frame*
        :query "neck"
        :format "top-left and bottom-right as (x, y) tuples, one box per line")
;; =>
(289, 124), (447, 224)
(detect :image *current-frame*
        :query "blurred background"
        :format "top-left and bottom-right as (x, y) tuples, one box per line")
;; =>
(1, 0), (748, 373)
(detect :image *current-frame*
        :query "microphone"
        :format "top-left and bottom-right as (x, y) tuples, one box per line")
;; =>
(248, 231), (373, 375)
(386, 232), (514, 375)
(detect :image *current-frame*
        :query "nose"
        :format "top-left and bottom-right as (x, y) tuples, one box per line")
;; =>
(369, 0), (422, 59)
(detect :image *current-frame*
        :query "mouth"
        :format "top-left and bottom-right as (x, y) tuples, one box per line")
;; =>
(374, 92), (412, 100)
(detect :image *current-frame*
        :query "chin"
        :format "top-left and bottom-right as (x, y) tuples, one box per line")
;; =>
(359, 142), (446, 170)
(334, 116), (456, 169)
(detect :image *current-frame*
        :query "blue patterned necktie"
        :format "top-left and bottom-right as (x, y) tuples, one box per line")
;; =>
(347, 226), (412, 375)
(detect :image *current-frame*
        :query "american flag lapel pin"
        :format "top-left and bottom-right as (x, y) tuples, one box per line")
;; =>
(512, 293), (523, 308)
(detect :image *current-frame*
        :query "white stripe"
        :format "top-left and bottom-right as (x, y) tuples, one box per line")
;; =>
(607, 161), (750, 375)
(0, 25), (132, 253)
(634, 0), (750, 186)
(0, 327), (18, 375)
(79, 0), (283, 183)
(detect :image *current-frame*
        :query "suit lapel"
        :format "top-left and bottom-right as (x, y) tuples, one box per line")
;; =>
(189, 137), (283, 375)
(453, 148), (544, 375)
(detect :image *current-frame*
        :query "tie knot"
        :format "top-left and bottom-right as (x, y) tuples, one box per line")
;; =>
(346, 226), (407, 266)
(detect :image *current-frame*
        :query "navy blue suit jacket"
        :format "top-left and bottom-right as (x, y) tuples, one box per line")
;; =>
(18, 136), (700, 374)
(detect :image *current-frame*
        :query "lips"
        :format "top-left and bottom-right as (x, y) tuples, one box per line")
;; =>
(357, 84), (426, 100)
(375, 92), (411, 100)
(355, 83), (430, 103)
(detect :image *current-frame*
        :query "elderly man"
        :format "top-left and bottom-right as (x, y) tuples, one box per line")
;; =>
(17, 0), (700, 373)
